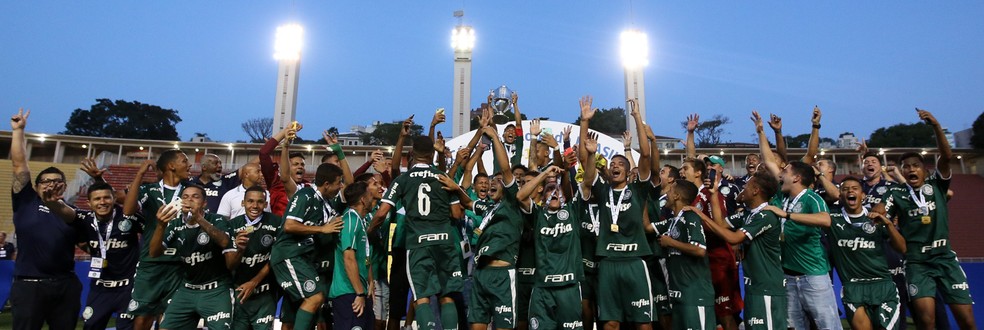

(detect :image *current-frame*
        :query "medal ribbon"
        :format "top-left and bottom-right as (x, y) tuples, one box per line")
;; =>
(906, 184), (929, 215)
(91, 209), (116, 261)
(781, 188), (808, 231)
(608, 187), (628, 228)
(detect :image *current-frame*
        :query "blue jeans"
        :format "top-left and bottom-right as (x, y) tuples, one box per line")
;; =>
(785, 274), (843, 330)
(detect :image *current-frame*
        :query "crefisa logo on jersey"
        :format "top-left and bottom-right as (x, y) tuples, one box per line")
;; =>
(197, 232), (210, 245)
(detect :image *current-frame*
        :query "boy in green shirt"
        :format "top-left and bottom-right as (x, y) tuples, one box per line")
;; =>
(696, 172), (786, 330)
(657, 181), (716, 330)
(228, 186), (284, 330)
(330, 181), (376, 329)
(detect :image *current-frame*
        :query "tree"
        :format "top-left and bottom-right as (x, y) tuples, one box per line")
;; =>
(972, 111), (984, 149)
(680, 114), (732, 148)
(63, 99), (181, 140)
(360, 121), (424, 145)
(783, 133), (812, 148)
(572, 107), (627, 135)
(241, 117), (273, 143)
(867, 122), (936, 148)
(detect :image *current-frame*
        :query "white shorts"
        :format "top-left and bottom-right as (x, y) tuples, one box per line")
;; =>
(373, 280), (391, 320)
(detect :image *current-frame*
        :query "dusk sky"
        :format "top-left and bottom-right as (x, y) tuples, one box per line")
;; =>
(2, 2), (982, 144)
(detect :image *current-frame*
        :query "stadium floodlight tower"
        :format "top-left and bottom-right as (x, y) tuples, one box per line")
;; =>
(620, 28), (649, 149)
(272, 23), (304, 133)
(451, 10), (475, 138)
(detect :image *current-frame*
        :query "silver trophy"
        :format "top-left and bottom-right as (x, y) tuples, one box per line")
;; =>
(490, 85), (513, 116)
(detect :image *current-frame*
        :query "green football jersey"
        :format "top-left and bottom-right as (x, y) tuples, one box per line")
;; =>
(827, 210), (893, 283)
(228, 212), (283, 286)
(493, 134), (525, 174)
(662, 211), (714, 305)
(725, 205), (784, 296)
(313, 194), (345, 273)
(329, 209), (371, 298)
(271, 187), (338, 264)
(578, 191), (600, 275)
(881, 171), (954, 262)
(368, 205), (388, 283)
(474, 180), (524, 264)
(465, 188), (496, 248)
(162, 213), (234, 285)
(778, 189), (831, 275)
(516, 227), (537, 283)
(382, 164), (460, 249)
(137, 182), (184, 263)
(645, 183), (667, 258)
(590, 177), (652, 258)
(530, 202), (584, 287)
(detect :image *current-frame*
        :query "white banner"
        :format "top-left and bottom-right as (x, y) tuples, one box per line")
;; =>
(444, 120), (634, 175)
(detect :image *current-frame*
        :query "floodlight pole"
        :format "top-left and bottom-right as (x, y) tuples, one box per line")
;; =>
(273, 24), (303, 133)
(451, 11), (475, 138)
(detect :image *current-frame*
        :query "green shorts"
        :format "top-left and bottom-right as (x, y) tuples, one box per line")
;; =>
(467, 266), (516, 328)
(906, 257), (974, 305)
(128, 261), (181, 316)
(672, 304), (716, 330)
(580, 274), (597, 302)
(161, 283), (234, 330)
(647, 257), (671, 316)
(528, 284), (584, 330)
(843, 281), (902, 330)
(407, 243), (463, 299)
(743, 294), (787, 330)
(597, 258), (653, 323)
(272, 257), (323, 301)
(233, 285), (278, 330)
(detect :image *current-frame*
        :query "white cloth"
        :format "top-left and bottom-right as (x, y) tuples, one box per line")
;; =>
(216, 185), (272, 219)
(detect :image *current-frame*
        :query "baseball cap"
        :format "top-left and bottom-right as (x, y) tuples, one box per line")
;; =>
(704, 155), (726, 166)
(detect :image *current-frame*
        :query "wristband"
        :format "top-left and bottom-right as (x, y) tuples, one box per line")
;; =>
(357, 293), (367, 297)
(812, 124), (821, 129)
(515, 128), (523, 136)
(329, 144), (345, 160)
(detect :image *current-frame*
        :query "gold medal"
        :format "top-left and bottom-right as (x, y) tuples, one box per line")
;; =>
(474, 229), (483, 236)
(921, 216), (932, 225)
(365, 258), (371, 266)
(610, 224), (619, 233)
(244, 225), (255, 234)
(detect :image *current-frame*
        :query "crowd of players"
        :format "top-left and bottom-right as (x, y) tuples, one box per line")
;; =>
(4, 92), (977, 330)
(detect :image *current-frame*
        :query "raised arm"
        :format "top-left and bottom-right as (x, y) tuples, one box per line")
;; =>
(40, 182), (75, 223)
(81, 158), (107, 184)
(629, 99), (651, 180)
(802, 106), (822, 165)
(391, 115), (414, 177)
(645, 125), (661, 186)
(752, 111), (782, 179)
(622, 131), (635, 170)
(437, 174), (473, 211)
(578, 96), (598, 199)
(918, 109), (952, 177)
(769, 114), (788, 163)
(518, 166), (560, 211)
(485, 112), (513, 185)
(528, 119), (542, 170)
(123, 160), (155, 216)
(815, 165), (840, 202)
(685, 113), (698, 160)
(280, 131), (299, 198)
(428, 110), (445, 141)
(10, 109), (31, 194)
(324, 130), (355, 184)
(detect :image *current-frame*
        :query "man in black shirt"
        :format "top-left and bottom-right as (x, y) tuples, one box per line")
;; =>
(8, 108), (84, 330)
